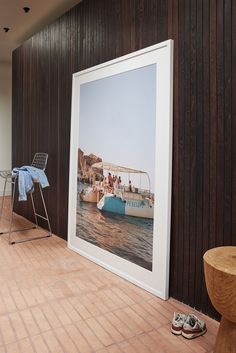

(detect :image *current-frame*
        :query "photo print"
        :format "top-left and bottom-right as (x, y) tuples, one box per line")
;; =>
(68, 40), (173, 299)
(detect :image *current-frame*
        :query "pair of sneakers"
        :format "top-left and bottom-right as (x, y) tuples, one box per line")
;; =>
(171, 312), (207, 339)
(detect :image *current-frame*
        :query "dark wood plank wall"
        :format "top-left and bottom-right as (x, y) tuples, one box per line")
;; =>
(12, 0), (236, 319)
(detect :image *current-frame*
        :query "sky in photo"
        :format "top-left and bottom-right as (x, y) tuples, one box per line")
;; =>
(79, 64), (156, 192)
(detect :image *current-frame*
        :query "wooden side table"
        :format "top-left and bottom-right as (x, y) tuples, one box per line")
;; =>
(204, 246), (236, 353)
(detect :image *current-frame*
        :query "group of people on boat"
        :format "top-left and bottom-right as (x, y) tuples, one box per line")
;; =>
(107, 173), (122, 193)
(89, 172), (135, 195)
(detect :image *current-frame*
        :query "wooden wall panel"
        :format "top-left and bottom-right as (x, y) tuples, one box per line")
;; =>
(12, 0), (236, 319)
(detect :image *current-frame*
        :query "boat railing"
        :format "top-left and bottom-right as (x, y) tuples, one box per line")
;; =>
(113, 188), (151, 201)
(121, 186), (150, 196)
(138, 188), (151, 197)
(122, 192), (142, 201)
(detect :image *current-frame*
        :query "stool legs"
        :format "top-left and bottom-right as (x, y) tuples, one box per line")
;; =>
(214, 317), (236, 353)
(1, 174), (52, 244)
(0, 175), (8, 220)
(11, 184), (52, 244)
(30, 192), (38, 227)
(39, 184), (52, 236)
(8, 178), (17, 244)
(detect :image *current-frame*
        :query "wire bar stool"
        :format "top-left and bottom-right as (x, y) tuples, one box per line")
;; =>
(0, 153), (52, 244)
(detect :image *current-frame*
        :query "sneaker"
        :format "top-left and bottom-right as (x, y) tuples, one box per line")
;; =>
(182, 314), (207, 339)
(171, 312), (187, 335)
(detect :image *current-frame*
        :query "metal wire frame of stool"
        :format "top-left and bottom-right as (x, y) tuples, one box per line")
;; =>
(0, 153), (52, 244)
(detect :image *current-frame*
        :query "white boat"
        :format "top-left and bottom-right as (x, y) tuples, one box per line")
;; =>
(91, 162), (154, 219)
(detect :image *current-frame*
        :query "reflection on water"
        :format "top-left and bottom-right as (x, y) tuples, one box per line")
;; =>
(76, 183), (153, 271)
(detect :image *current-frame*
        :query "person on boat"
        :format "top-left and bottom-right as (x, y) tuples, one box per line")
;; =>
(108, 173), (114, 187)
(129, 180), (132, 192)
(117, 176), (122, 189)
(107, 173), (114, 193)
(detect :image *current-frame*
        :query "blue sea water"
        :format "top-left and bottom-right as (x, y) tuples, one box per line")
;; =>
(76, 183), (153, 271)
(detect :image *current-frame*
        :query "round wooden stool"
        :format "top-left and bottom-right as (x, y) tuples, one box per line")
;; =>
(203, 246), (236, 353)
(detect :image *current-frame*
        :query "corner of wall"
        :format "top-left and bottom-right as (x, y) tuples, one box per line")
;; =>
(0, 61), (12, 196)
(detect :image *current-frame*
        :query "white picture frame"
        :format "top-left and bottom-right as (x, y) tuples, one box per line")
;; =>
(68, 39), (173, 300)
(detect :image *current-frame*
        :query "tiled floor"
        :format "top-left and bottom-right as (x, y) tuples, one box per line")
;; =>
(0, 197), (218, 353)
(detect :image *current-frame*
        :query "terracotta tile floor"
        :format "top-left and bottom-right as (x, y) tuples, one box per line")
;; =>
(0, 197), (218, 352)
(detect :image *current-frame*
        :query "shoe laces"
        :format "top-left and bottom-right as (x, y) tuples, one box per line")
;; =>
(186, 314), (205, 330)
(173, 312), (186, 323)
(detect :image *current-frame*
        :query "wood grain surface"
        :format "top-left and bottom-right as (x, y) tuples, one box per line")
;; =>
(12, 0), (236, 319)
(204, 247), (236, 322)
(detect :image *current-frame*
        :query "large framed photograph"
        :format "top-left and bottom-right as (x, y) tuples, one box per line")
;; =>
(68, 40), (173, 299)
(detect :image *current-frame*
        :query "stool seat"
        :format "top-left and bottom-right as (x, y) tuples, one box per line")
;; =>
(204, 246), (236, 353)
